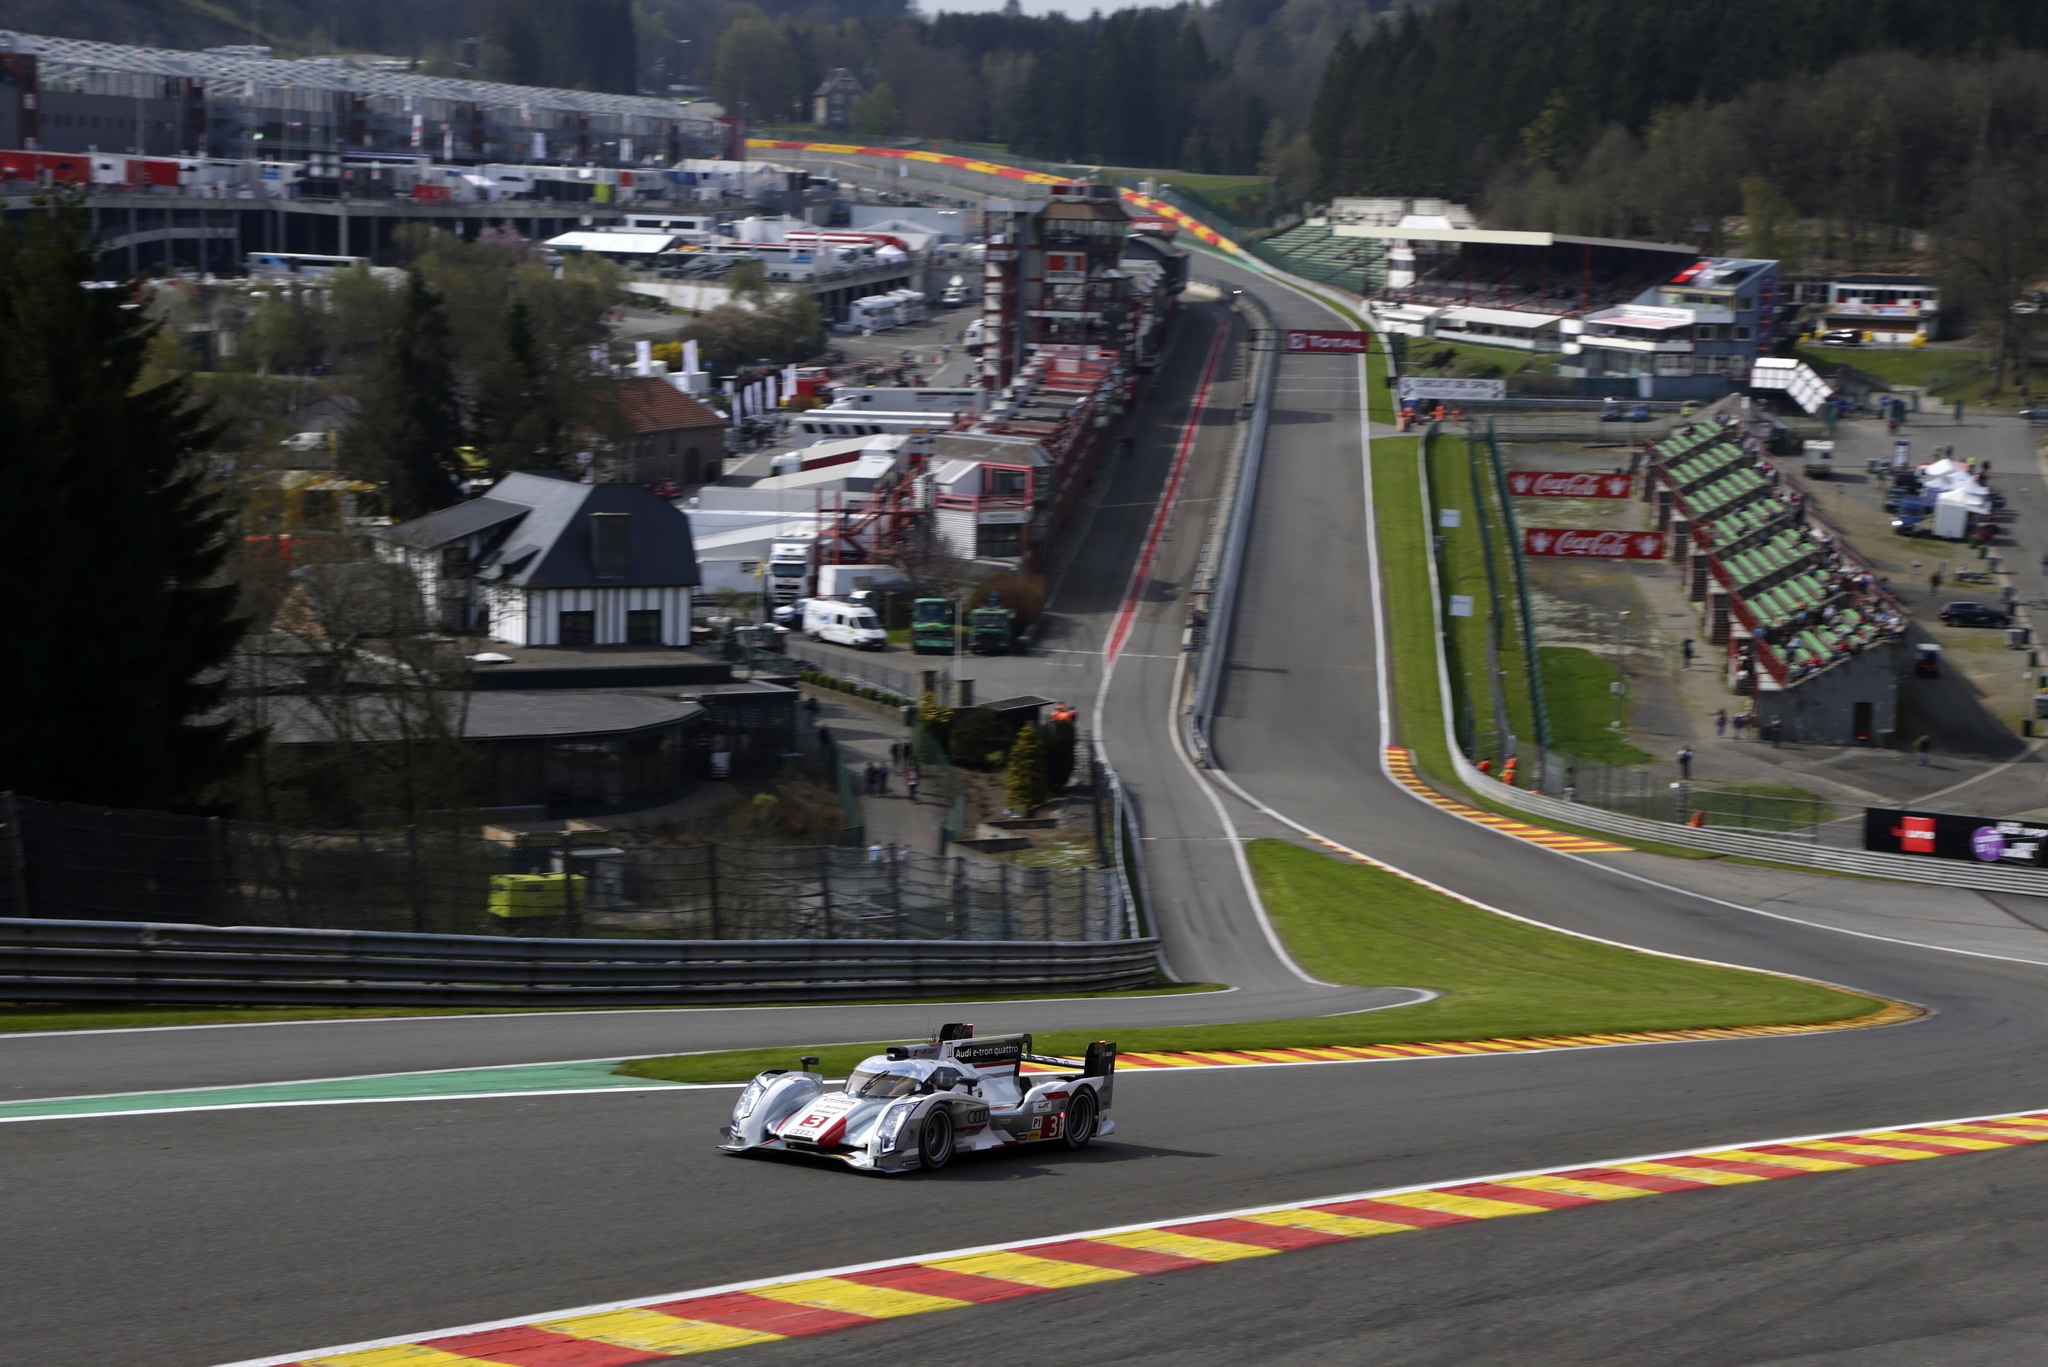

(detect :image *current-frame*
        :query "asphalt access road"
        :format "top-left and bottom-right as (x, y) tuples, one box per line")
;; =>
(0, 983), (1421, 1103)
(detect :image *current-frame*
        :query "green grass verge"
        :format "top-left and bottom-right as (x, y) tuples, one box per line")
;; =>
(1375, 428), (1729, 859)
(1540, 646), (1654, 765)
(1402, 337), (1560, 378)
(1798, 345), (1986, 393)
(1372, 434), (1455, 783)
(615, 841), (1884, 1083)
(0, 982), (1230, 1034)
(1427, 432), (1536, 752)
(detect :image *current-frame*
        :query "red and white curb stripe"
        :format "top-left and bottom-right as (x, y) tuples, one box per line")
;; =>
(228, 1106), (2048, 1366)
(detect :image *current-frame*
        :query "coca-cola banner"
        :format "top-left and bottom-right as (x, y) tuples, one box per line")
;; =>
(1506, 471), (1632, 499)
(1522, 529), (1668, 559)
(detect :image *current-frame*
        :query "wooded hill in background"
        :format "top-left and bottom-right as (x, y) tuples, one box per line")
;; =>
(1311, 0), (2048, 226)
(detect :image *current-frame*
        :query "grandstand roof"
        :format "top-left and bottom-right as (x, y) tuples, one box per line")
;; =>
(1333, 224), (1694, 254)
(0, 29), (717, 125)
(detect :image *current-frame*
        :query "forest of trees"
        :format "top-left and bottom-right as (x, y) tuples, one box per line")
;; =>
(1310, 0), (2048, 207)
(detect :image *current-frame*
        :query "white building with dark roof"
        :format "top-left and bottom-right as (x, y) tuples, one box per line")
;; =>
(374, 472), (700, 645)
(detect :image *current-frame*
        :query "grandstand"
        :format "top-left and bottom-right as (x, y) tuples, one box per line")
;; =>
(1647, 418), (1906, 743)
(1251, 219), (1386, 293)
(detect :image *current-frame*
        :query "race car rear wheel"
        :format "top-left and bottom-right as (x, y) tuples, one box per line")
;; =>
(918, 1109), (954, 1170)
(1060, 1090), (1098, 1150)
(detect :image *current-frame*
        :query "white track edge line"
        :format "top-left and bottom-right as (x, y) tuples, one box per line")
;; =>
(216, 1100), (2048, 1367)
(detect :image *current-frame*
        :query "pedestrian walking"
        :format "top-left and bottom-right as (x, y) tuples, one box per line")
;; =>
(802, 696), (820, 726)
(1931, 567), (1944, 593)
(1681, 637), (1696, 669)
(876, 764), (890, 795)
(817, 724), (833, 755)
(1917, 735), (1931, 766)
(905, 764), (920, 802)
(1677, 746), (1694, 780)
(1715, 709), (1728, 738)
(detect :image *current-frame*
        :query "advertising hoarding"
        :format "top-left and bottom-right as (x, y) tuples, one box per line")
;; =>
(1506, 471), (1633, 498)
(1521, 529), (1667, 558)
(1397, 376), (1506, 402)
(1283, 329), (1373, 354)
(1863, 809), (2048, 867)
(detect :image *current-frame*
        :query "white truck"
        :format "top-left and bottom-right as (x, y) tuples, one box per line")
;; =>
(766, 538), (816, 605)
(816, 564), (891, 599)
(939, 274), (970, 307)
(1801, 440), (1835, 479)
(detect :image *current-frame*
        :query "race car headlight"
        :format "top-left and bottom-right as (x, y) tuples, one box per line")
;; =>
(875, 1104), (916, 1154)
(733, 1080), (767, 1122)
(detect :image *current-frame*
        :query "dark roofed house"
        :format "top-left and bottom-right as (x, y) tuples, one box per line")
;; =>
(605, 377), (728, 487)
(811, 68), (867, 130)
(374, 472), (701, 645)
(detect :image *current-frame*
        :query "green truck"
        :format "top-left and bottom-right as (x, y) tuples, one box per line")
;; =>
(970, 604), (1018, 654)
(911, 597), (956, 654)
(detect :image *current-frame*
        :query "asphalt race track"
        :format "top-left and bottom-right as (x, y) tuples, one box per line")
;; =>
(15, 273), (2048, 1366)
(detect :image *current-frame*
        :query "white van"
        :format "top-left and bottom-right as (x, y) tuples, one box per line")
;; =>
(801, 599), (888, 650)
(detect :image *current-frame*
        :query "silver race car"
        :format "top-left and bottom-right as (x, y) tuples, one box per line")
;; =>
(719, 1024), (1117, 1173)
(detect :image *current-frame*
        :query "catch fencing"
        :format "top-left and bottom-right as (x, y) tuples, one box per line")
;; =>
(0, 918), (1161, 1006)
(0, 794), (1129, 944)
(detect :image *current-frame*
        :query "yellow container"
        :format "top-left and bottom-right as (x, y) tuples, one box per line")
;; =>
(488, 873), (587, 917)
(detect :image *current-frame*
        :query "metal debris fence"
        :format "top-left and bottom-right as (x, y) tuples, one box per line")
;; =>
(0, 794), (1131, 943)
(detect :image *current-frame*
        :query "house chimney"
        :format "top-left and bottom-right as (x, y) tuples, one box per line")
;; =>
(591, 512), (629, 578)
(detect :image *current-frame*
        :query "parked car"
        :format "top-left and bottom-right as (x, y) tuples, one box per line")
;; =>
(1939, 601), (2014, 627)
(1820, 329), (1863, 345)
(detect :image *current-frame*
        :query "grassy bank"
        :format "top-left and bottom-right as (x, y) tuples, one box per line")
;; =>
(616, 840), (1885, 1084)
(1541, 645), (1654, 766)
(1372, 434), (1457, 783)
(1427, 431), (1537, 756)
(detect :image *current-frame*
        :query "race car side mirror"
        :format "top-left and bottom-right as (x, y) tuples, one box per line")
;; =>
(800, 1056), (819, 1071)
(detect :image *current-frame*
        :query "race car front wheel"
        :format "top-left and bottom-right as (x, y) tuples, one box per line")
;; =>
(918, 1110), (954, 1170)
(1061, 1090), (1098, 1150)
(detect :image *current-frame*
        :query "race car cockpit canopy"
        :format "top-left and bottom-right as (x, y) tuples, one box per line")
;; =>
(846, 1058), (973, 1099)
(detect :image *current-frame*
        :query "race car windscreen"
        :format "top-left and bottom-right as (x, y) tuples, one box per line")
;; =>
(847, 1066), (923, 1099)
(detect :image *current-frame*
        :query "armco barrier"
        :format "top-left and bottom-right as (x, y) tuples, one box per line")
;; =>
(1444, 729), (2048, 895)
(0, 918), (1162, 1006)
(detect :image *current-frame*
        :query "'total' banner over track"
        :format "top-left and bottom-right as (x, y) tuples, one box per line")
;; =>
(1282, 329), (1373, 354)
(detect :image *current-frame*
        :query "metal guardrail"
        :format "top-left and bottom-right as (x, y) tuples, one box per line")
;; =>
(0, 917), (1162, 1006)
(1445, 753), (2048, 893)
(1187, 285), (1278, 762)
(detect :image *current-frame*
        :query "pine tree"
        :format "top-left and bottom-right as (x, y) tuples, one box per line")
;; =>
(1004, 723), (1047, 814)
(0, 204), (252, 810)
(342, 272), (464, 516)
